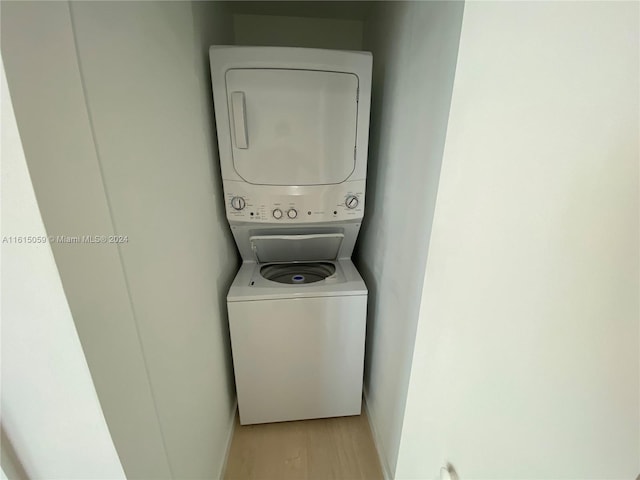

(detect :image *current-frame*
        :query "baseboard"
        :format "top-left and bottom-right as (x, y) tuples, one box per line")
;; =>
(217, 399), (238, 480)
(363, 392), (393, 480)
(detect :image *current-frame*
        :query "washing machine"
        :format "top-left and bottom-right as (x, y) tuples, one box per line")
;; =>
(209, 46), (372, 425)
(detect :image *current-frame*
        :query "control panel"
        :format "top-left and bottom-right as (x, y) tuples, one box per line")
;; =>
(223, 180), (366, 224)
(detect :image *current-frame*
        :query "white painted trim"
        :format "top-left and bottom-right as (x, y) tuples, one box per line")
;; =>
(363, 393), (393, 480)
(217, 400), (238, 479)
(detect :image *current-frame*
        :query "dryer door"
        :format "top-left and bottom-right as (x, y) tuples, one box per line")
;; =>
(225, 69), (359, 186)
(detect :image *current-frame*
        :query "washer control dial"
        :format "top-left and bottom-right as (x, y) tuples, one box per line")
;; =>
(272, 208), (283, 219)
(345, 195), (359, 209)
(287, 208), (298, 219)
(230, 196), (246, 211)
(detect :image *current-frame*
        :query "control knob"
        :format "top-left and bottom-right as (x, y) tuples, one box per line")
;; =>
(230, 196), (246, 211)
(287, 208), (298, 219)
(345, 195), (359, 209)
(272, 208), (283, 219)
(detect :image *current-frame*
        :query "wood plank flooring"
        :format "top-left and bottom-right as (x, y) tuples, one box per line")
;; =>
(224, 410), (384, 480)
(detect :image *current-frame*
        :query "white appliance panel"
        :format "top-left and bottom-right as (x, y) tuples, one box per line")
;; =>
(225, 69), (359, 186)
(223, 180), (365, 225)
(228, 295), (366, 425)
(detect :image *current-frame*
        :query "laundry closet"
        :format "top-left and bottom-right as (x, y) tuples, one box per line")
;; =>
(4, 1), (637, 480)
(216, 5), (464, 477)
(0, 1), (464, 477)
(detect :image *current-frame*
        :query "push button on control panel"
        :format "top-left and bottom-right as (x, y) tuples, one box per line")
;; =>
(287, 209), (298, 219)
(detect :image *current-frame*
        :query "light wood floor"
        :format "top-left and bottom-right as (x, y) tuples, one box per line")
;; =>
(223, 409), (384, 480)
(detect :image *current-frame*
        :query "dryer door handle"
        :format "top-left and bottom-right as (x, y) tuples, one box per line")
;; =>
(231, 91), (248, 149)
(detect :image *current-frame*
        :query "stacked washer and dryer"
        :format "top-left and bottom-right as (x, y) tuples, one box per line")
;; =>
(209, 46), (372, 425)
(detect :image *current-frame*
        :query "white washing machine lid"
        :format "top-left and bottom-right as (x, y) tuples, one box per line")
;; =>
(249, 233), (344, 263)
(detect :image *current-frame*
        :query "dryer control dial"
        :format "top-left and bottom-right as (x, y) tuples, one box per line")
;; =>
(272, 208), (283, 219)
(287, 208), (298, 219)
(231, 196), (246, 211)
(345, 195), (359, 209)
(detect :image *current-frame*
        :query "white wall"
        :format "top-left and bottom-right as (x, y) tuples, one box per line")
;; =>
(1, 3), (171, 477)
(396, 2), (640, 478)
(233, 14), (363, 50)
(357, 3), (464, 477)
(69, 2), (238, 477)
(2, 1), (238, 478)
(1, 59), (125, 480)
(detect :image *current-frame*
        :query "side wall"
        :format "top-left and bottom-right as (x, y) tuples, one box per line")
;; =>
(1, 57), (125, 480)
(69, 2), (239, 477)
(1, 2), (239, 478)
(357, 2), (464, 477)
(1, 3), (171, 477)
(396, 2), (640, 478)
